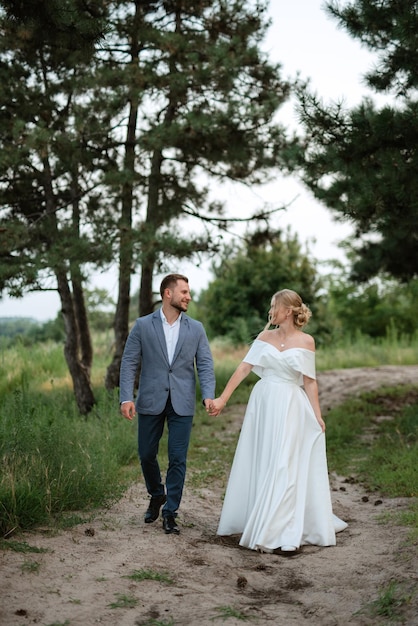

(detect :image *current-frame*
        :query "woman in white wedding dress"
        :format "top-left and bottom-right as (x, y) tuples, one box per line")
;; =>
(209, 289), (347, 554)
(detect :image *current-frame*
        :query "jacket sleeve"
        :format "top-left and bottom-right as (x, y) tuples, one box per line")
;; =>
(195, 323), (216, 401)
(119, 319), (142, 403)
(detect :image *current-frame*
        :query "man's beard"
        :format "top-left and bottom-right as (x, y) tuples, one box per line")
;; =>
(172, 301), (187, 312)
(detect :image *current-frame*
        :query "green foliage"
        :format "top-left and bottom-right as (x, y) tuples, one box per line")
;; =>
(327, 0), (418, 94)
(0, 0), (294, 321)
(197, 228), (324, 344)
(293, 0), (418, 282)
(85, 288), (115, 332)
(0, 290), (113, 346)
(0, 1), (115, 296)
(0, 317), (65, 347)
(0, 317), (41, 339)
(324, 270), (418, 341)
(1, 0), (108, 52)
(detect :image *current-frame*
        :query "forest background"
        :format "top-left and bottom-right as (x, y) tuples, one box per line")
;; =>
(0, 6), (417, 622)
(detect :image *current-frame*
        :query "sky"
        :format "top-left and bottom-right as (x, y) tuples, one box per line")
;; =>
(0, 1), (380, 321)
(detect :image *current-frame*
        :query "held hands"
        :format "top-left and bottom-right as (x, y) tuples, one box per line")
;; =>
(205, 397), (227, 417)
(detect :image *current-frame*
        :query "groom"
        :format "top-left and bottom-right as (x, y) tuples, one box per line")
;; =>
(119, 273), (215, 534)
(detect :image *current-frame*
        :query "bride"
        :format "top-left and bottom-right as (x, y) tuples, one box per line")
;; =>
(209, 289), (347, 553)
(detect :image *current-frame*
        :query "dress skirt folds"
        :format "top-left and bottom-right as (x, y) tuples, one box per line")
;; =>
(217, 340), (347, 552)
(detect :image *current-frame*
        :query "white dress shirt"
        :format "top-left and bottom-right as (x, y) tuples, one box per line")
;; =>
(160, 308), (182, 364)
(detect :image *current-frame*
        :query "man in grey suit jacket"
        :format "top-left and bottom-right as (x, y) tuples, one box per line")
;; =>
(120, 273), (215, 534)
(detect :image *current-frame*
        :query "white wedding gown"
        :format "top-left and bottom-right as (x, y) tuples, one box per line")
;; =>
(217, 340), (347, 552)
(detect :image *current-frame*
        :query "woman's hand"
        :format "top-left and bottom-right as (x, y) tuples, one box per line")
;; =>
(208, 397), (226, 416)
(317, 415), (326, 432)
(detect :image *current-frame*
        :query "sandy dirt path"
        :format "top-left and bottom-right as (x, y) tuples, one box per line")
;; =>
(2, 365), (418, 626)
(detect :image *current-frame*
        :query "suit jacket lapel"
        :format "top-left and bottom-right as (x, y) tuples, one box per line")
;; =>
(172, 315), (188, 364)
(152, 310), (169, 364)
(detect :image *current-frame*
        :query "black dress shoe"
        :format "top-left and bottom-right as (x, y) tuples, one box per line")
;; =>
(144, 494), (166, 523)
(162, 515), (180, 535)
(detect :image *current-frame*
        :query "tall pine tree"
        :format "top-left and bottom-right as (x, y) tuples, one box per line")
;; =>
(0, 0), (296, 401)
(99, 0), (294, 388)
(0, 1), (113, 412)
(291, 0), (418, 282)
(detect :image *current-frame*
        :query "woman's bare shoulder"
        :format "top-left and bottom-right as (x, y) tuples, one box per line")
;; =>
(300, 332), (315, 350)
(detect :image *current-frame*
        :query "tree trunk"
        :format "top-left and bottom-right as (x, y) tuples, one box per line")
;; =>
(56, 269), (96, 414)
(104, 263), (131, 390)
(70, 176), (93, 374)
(139, 259), (155, 316)
(42, 156), (95, 414)
(72, 270), (93, 374)
(105, 8), (141, 390)
(104, 95), (138, 389)
(139, 146), (164, 316)
(138, 46), (178, 316)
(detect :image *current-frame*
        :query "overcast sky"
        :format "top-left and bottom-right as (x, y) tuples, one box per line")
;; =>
(0, 1), (379, 321)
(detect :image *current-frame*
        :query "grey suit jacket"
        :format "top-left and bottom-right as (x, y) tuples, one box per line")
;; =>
(119, 310), (215, 416)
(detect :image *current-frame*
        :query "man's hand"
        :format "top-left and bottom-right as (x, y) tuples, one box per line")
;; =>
(205, 397), (224, 417)
(208, 397), (226, 416)
(204, 398), (221, 416)
(120, 401), (136, 421)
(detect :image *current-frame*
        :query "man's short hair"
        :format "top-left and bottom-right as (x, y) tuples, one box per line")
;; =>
(160, 274), (189, 298)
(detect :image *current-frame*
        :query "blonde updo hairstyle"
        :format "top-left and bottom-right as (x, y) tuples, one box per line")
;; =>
(267, 289), (312, 329)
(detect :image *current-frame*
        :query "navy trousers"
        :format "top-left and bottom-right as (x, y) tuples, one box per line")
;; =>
(137, 396), (193, 518)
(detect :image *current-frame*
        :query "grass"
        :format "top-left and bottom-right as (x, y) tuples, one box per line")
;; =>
(323, 385), (418, 556)
(108, 593), (139, 609)
(316, 329), (418, 370)
(0, 539), (49, 553)
(0, 379), (137, 535)
(359, 580), (413, 623)
(325, 386), (418, 497)
(21, 559), (41, 574)
(123, 568), (174, 584)
(210, 605), (253, 621)
(0, 338), (68, 397)
(141, 617), (175, 626)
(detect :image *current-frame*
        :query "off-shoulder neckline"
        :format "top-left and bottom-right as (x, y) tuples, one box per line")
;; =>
(253, 338), (315, 355)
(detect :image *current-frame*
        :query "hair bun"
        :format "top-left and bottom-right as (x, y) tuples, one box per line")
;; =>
(294, 303), (312, 328)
